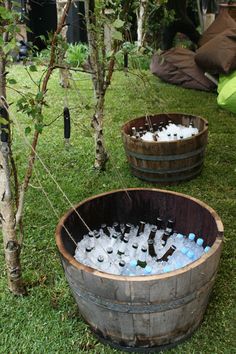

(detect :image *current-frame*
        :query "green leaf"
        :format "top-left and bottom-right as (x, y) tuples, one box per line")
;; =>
(36, 92), (44, 101)
(35, 123), (43, 134)
(25, 126), (31, 136)
(112, 30), (123, 41)
(0, 117), (8, 125)
(7, 78), (17, 85)
(29, 65), (37, 72)
(112, 19), (124, 29)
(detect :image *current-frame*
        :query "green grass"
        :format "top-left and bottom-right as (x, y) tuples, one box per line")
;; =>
(0, 64), (236, 354)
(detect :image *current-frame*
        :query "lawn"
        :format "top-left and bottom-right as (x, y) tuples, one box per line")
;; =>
(0, 64), (235, 354)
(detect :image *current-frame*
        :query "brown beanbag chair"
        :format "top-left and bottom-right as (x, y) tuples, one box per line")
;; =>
(195, 28), (236, 74)
(150, 48), (216, 92)
(199, 11), (236, 46)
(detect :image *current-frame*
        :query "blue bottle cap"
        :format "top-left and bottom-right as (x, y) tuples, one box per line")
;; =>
(130, 259), (137, 267)
(188, 233), (195, 241)
(176, 233), (184, 239)
(197, 238), (204, 246)
(181, 246), (188, 255)
(204, 246), (211, 253)
(187, 250), (195, 259)
(144, 266), (152, 274)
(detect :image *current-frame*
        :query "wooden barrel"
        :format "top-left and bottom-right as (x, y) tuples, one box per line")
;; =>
(55, 188), (223, 352)
(121, 114), (208, 184)
(219, 3), (236, 21)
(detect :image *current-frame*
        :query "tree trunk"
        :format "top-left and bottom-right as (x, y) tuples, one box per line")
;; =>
(57, 0), (71, 88)
(0, 142), (26, 295)
(137, 0), (148, 48)
(92, 94), (108, 170)
(0, 59), (26, 294)
(84, 0), (108, 170)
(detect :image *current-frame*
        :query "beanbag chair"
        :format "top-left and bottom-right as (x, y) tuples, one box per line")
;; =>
(217, 71), (236, 114)
(199, 11), (236, 46)
(195, 28), (236, 75)
(150, 48), (216, 92)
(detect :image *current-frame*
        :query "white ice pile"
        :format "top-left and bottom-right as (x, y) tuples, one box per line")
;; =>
(74, 221), (211, 276)
(141, 123), (199, 142)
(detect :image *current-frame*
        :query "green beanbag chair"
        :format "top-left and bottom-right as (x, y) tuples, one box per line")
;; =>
(217, 71), (236, 114)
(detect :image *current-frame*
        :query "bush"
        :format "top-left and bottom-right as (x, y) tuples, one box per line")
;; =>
(65, 43), (89, 67)
(115, 42), (153, 71)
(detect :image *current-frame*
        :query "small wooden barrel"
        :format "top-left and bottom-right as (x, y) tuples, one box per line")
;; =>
(121, 113), (208, 184)
(55, 188), (223, 352)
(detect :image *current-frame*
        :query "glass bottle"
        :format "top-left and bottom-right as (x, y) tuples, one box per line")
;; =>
(148, 226), (157, 240)
(156, 217), (163, 230)
(137, 246), (148, 268)
(101, 223), (110, 237)
(161, 230), (171, 246)
(136, 221), (145, 237)
(113, 221), (121, 233)
(156, 245), (176, 262)
(148, 239), (157, 258)
(166, 219), (174, 235)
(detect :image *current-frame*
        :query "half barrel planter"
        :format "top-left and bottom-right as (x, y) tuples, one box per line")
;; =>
(55, 188), (223, 353)
(121, 113), (208, 184)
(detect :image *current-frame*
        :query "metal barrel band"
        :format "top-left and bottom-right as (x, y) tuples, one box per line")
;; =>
(129, 158), (204, 175)
(125, 146), (206, 162)
(67, 273), (216, 314)
(132, 166), (203, 183)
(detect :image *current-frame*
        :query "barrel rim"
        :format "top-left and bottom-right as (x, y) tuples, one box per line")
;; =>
(55, 188), (223, 282)
(121, 113), (208, 145)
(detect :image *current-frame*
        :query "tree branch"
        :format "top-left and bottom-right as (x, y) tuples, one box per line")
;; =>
(15, 0), (73, 226)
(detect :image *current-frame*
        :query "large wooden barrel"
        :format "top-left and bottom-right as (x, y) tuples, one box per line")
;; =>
(55, 188), (223, 352)
(121, 113), (208, 184)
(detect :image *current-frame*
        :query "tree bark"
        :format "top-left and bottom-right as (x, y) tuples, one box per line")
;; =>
(137, 0), (148, 48)
(0, 142), (26, 295)
(57, 0), (71, 88)
(0, 43), (26, 294)
(84, 0), (109, 170)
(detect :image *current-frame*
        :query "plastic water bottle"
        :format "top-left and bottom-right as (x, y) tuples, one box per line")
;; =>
(204, 246), (211, 253)
(88, 231), (95, 249)
(143, 265), (152, 275)
(186, 250), (196, 261)
(170, 246), (191, 268)
(188, 233), (196, 242)
(95, 255), (109, 272)
(117, 236), (129, 256)
(122, 259), (137, 276)
(173, 233), (185, 249)
(129, 242), (138, 259)
(118, 260), (126, 274)
(194, 238), (204, 259)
